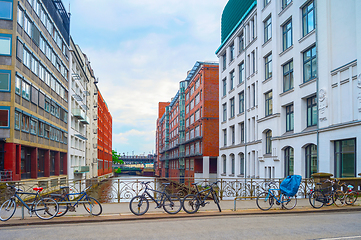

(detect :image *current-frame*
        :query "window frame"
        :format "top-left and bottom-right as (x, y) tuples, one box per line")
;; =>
(222, 78), (227, 97)
(305, 144), (317, 178)
(265, 54), (272, 80)
(282, 0), (292, 10)
(238, 62), (244, 84)
(283, 60), (294, 92)
(284, 147), (294, 176)
(265, 91), (273, 117)
(334, 139), (356, 178)
(0, 69), (11, 92)
(286, 104), (294, 132)
(282, 19), (292, 51)
(238, 91), (244, 114)
(0, 106), (10, 129)
(265, 130), (272, 154)
(303, 46), (317, 82)
(302, 1), (315, 37)
(0, 0), (13, 20)
(264, 16), (272, 43)
(0, 33), (12, 56)
(230, 98), (235, 118)
(307, 95), (317, 127)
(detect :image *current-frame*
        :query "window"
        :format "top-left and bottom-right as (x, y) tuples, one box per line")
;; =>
(15, 75), (21, 95)
(24, 15), (32, 36)
(239, 33), (244, 53)
(38, 121), (44, 137)
(0, 0), (12, 20)
(239, 153), (245, 176)
(303, 46), (317, 82)
(0, 107), (9, 128)
(285, 147), (294, 176)
(265, 91), (272, 116)
(30, 118), (37, 135)
(239, 62), (244, 84)
(334, 139), (356, 178)
(238, 91), (244, 114)
(230, 44), (234, 62)
(15, 111), (20, 130)
(307, 95), (317, 127)
(251, 51), (255, 74)
(223, 129), (227, 146)
(230, 71), (234, 90)
(222, 103), (227, 122)
(222, 78), (226, 96)
(222, 52), (227, 71)
(283, 61), (293, 92)
(231, 154), (235, 174)
(240, 122), (245, 143)
(0, 34), (11, 56)
(230, 98), (235, 118)
(231, 126), (235, 145)
(264, 16), (272, 43)
(265, 54), (272, 80)
(305, 144), (317, 178)
(282, 0), (292, 9)
(22, 80), (30, 101)
(302, 1), (315, 36)
(0, 70), (10, 92)
(286, 104), (294, 132)
(21, 114), (29, 132)
(265, 130), (272, 154)
(223, 156), (226, 174)
(264, 0), (270, 7)
(282, 20), (292, 51)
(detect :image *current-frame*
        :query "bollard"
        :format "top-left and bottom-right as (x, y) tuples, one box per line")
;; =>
(21, 205), (24, 220)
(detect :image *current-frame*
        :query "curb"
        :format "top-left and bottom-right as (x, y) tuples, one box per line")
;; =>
(1, 206), (361, 228)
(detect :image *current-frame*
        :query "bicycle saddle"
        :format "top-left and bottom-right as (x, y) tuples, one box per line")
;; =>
(33, 187), (43, 192)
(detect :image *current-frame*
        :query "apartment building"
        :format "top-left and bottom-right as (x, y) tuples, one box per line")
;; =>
(216, 0), (361, 179)
(156, 61), (219, 183)
(97, 89), (112, 178)
(0, 0), (70, 181)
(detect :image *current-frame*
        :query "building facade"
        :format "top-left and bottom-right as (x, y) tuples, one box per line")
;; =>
(97, 89), (112, 178)
(216, 0), (361, 179)
(0, 0), (70, 181)
(156, 61), (219, 183)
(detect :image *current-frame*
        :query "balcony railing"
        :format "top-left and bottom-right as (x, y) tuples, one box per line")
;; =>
(74, 166), (90, 173)
(72, 108), (85, 120)
(80, 115), (89, 124)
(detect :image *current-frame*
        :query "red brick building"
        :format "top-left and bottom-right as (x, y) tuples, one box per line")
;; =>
(97, 89), (112, 176)
(155, 62), (219, 183)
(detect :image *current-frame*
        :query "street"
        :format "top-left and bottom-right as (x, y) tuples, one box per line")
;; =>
(1, 211), (361, 240)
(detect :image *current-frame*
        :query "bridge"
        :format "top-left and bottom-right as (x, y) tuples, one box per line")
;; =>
(113, 163), (155, 176)
(117, 155), (155, 164)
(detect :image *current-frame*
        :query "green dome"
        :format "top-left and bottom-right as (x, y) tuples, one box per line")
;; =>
(221, 0), (256, 42)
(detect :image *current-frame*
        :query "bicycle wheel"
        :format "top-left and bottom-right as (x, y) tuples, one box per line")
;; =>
(182, 194), (200, 214)
(346, 192), (358, 205)
(309, 190), (324, 208)
(325, 192), (334, 206)
(84, 197), (102, 216)
(212, 191), (222, 212)
(129, 195), (149, 216)
(52, 196), (69, 217)
(256, 191), (274, 211)
(163, 194), (182, 214)
(0, 199), (16, 221)
(282, 195), (297, 210)
(35, 197), (59, 220)
(333, 190), (345, 207)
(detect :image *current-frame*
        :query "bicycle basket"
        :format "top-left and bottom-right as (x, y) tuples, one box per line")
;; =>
(280, 175), (302, 197)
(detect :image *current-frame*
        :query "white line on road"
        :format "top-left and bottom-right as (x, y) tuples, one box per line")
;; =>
(320, 236), (361, 240)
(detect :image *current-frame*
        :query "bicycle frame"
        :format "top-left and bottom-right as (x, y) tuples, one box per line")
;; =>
(196, 186), (215, 203)
(58, 191), (89, 208)
(266, 188), (288, 204)
(141, 185), (167, 206)
(13, 191), (40, 211)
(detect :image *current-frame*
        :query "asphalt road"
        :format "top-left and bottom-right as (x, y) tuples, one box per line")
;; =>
(1, 211), (361, 240)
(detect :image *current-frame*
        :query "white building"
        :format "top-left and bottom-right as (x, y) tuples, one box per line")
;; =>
(216, 0), (361, 179)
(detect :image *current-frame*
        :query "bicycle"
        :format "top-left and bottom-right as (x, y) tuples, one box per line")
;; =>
(256, 181), (297, 211)
(50, 185), (102, 216)
(340, 183), (358, 205)
(309, 179), (345, 208)
(0, 183), (59, 221)
(129, 181), (182, 215)
(182, 181), (221, 214)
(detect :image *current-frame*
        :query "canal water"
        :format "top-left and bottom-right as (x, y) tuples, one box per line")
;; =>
(94, 175), (156, 203)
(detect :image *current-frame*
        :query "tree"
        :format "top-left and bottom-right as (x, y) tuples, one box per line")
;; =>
(112, 150), (124, 164)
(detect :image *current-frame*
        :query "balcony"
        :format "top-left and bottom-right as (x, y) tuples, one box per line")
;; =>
(72, 108), (85, 120)
(74, 166), (90, 173)
(80, 115), (89, 124)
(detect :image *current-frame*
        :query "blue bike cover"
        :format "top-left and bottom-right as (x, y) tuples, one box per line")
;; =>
(280, 175), (302, 196)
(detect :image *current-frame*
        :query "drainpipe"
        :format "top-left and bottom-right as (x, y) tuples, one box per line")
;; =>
(315, 0), (320, 174)
(242, 21), (248, 197)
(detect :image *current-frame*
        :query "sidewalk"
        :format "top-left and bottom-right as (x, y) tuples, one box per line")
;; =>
(1, 199), (361, 227)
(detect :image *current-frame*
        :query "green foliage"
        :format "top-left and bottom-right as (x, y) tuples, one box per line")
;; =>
(112, 150), (124, 164)
(115, 168), (122, 174)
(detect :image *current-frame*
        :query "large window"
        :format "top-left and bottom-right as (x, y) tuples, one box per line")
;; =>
(305, 144), (317, 178)
(230, 98), (235, 118)
(307, 95), (317, 127)
(230, 71), (234, 90)
(283, 61), (293, 92)
(22, 80), (30, 101)
(285, 147), (294, 176)
(238, 91), (244, 114)
(265, 54), (272, 80)
(239, 153), (245, 176)
(265, 130), (272, 154)
(231, 126), (235, 145)
(239, 62), (244, 84)
(265, 91), (273, 117)
(222, 155), (226, 174)
(240, 122), (244, 143)
(282, 20), (292, 51)
(0, 34), (11, 56)
(239, 33), (244, 53)
(0, 0), (13, 20)
(302, 1), (315, 36)
(231, 154), (235, 175)
(286, 104), (294, 132)
(0, 107), (9, 128)
(303, 46), (317, 82)
(230, 44), (234, 62)
(264, 16), (272, 43)
(223, 129), (227, 147)
(335, 139), (356, 178)
(222, 103), (227, 122)
(222, 78), (226, 96)
(222, 53), (227, 71)
(0, 70), (10, 92)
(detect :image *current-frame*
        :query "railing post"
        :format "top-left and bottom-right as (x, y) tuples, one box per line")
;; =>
(154, 178), (157, 199)
(220, 179), (223, 200)
(250, 178), (253, 198)
(117, 179), (120, 203)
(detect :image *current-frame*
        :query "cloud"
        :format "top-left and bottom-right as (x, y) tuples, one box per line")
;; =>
(63, 0), (227, 155)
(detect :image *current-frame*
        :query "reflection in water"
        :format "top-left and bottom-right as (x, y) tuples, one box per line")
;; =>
(95, 175), (155, 203)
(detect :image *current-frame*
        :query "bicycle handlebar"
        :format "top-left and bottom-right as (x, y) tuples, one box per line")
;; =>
(6, 183), (22, 192)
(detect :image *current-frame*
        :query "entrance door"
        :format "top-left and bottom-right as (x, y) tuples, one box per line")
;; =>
(21, 147), (31, 179)
(38, 149), (45, 177)
(50, 151), (55, 176)
(0, 142), (4, 171)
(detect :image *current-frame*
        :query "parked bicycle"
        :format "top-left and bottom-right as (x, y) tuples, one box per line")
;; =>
(50, 185), (102, 216)
(129, 181), (182, 215)
(309, 179), (345, 208)
(337, 181), (358, 205)
(0, 183), (59, 221)
(256, 181), (297, 211)
(182, 181), (221, 214)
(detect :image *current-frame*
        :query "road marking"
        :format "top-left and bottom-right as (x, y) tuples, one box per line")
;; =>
(320, 236), (361, 240)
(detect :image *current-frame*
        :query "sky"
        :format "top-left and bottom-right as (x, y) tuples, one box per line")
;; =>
(61, 0), (228, 156)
